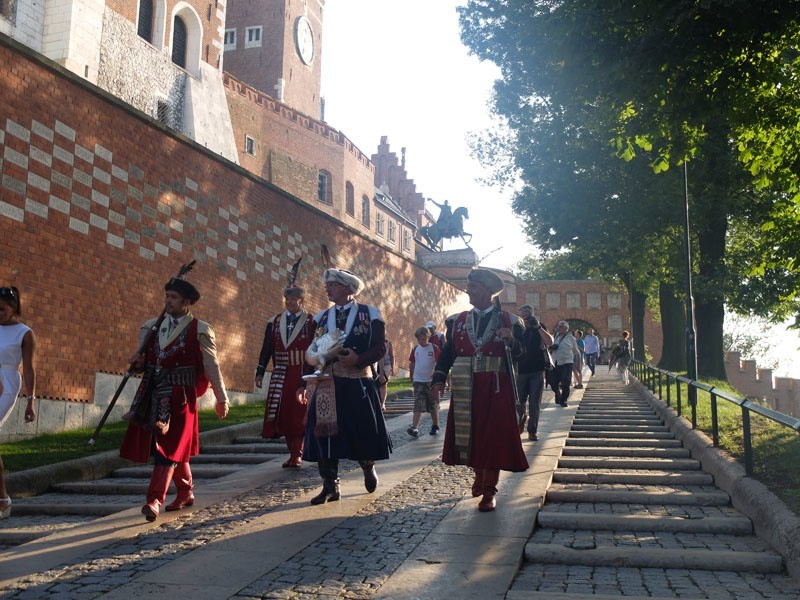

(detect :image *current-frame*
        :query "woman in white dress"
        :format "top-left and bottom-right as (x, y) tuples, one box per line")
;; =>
(0, 286), (37, 519)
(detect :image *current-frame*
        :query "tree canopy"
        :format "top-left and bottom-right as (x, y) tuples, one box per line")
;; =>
(459, 0), (800, 378)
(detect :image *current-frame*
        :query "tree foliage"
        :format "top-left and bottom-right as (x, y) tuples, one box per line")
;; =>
(458, 0), (800, 379)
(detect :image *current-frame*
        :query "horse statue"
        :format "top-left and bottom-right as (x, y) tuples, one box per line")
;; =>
(419, 201), (472, 249)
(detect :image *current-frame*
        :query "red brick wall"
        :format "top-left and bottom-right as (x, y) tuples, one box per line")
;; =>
(514, 280), (663, 363)
(223, 0), (322, 118)
(0, 38), (462, 404)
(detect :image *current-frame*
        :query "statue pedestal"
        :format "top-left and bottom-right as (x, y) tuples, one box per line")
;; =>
(417, 248), (479, 290)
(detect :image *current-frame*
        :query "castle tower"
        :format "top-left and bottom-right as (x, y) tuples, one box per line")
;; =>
(0, 0), (239, 163)
(223, 0), (324, 119)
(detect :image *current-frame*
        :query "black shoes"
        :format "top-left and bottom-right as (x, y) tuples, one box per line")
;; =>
(528, 432), (538, 441)
(363, 465), (379, 493)
(310, 480), (340, 505)
(518, 414), (528, 434)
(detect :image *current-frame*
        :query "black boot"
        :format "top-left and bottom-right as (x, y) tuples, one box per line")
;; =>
(360, 460), (378, 493)
(311, 459), (340, 505)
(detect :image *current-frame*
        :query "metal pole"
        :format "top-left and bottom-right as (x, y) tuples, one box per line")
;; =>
(683, 163), (699, 415)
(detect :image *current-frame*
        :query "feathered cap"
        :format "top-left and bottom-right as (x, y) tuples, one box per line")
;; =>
(165, 278), (200, 304)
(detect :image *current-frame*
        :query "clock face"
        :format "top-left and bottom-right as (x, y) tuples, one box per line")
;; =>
(295, 16), (315, 65)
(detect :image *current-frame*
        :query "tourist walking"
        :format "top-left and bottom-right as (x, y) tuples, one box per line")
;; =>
(583, 329), (600, 375)
(549, 320), (580, 407)
(407, 326), (441, 437)
(431, 269), (529, 512)
(120, 277), (229, 522)
(515, 305), (554, 441)
(304, 268), (392, 505)
(0, 286), (36, 519)
(255, 284), (315, 468)
(610, 330), (633, 385)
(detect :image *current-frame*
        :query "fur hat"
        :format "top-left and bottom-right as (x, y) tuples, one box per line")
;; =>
(468, 268), (504, 296)
(165, 278), (200, 304)
(283, 285), (305, 298)
(323, 268), (365, 295)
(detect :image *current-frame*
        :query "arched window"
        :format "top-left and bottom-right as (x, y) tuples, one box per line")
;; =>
(172, 15), (188, 68)
(361, 196), (370, 228)
(137, 0), (154, 42)
(345, 182), (355, 216)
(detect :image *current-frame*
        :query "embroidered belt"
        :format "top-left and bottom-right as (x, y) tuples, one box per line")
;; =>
(472, 356), (506, 373)
(276, 350), (306, 367)
(147, 365), (197, 386)
(331, 362), (370, 379)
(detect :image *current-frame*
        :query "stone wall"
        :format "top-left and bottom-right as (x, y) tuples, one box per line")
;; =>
(725, 352), (800, 418)
(0, 35), (467, 441)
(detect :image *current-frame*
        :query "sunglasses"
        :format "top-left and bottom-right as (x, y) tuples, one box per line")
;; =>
(0, 287), (16, 299)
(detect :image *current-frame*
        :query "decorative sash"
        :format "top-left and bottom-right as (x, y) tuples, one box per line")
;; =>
(265, 353), (287, 423)
(450, 356), (473, 465)
(310, 373), (338, 437)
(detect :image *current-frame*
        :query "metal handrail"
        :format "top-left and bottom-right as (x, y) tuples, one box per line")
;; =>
(631, 360), (800, 475)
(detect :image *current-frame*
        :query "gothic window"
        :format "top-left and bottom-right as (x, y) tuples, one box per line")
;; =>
(361, 196), (370, 228)
(245, 135), (255, 156)
(388, 221), (396, 244)
(171, 15), (187, 68)
(137, 0), (153, 42)
(318, 171), (332, 204)
(345, 182), (354, 216)
(402, 228), (411, 253)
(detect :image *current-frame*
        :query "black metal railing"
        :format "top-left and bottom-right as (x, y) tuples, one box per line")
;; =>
(630, 360), (800, 475)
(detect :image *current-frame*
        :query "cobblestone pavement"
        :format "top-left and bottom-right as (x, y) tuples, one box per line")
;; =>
(0, 424), (473, 600)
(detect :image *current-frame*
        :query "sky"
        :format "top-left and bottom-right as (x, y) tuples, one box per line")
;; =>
(320, 0), (531, 272)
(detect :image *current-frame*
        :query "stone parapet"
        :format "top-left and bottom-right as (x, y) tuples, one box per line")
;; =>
(725, 352), (800, 418)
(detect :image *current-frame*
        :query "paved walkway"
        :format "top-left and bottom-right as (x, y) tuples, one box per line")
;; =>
(0, 371), (797, 599)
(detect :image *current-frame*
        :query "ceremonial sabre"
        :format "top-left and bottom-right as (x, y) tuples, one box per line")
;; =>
(88, 260), (197, 445)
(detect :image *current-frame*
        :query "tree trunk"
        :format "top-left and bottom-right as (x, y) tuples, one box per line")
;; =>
(631, 287), (647, 363)
(658, 282), (686, 370)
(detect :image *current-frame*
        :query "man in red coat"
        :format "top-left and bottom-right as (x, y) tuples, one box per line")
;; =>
(120, 278), (229, 522)
(255, 284), (315, 468)
(431, 269), (528, 512)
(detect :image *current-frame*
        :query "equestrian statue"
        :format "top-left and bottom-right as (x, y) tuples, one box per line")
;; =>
(419, 200), (472, 249)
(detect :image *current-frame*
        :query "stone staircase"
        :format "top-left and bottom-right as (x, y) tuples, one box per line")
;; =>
(517, 371), (790, 596)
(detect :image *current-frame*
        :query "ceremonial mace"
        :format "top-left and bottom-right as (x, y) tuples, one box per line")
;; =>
(88, 260), (196, 445)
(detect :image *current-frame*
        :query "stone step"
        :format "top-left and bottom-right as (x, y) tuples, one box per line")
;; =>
(553, 469), (714, 486)
(565, 438), (682, 448)
(558, 457), (700, 470)
(561, 447), (690, 458)
(191, 453), (276, 464)
(573, 415), (662, 423)
(52, 480), (154, 495)
(200, 443), (285, 454)
(569, 430), (674, 439)
(112, 465), (241, 479)
(571, 424), (670, 432)
(523, 544), (783, 574)
(545, 484), (730, 506)
(226, 438), (281, 447)
(537, 511), (753, 535)
(7, 501), (131, 517)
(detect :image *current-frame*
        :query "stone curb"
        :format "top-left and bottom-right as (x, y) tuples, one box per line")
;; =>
(6, 420), (262, 498)
(636, 379), (800, 584)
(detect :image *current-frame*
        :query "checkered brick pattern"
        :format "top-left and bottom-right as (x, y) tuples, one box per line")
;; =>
(0, 117), (312, 284)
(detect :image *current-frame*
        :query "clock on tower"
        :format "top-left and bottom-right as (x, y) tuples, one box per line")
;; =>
(295, 15), (315, 65)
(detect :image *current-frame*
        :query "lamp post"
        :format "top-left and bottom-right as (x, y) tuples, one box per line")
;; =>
(683, 162), (699, 419)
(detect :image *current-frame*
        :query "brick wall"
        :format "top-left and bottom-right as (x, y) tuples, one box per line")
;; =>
(0, 36), (465, 427)
(514, 280), (663, 364)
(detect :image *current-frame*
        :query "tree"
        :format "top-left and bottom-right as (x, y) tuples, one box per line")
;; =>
(458, 0), (800, 379)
